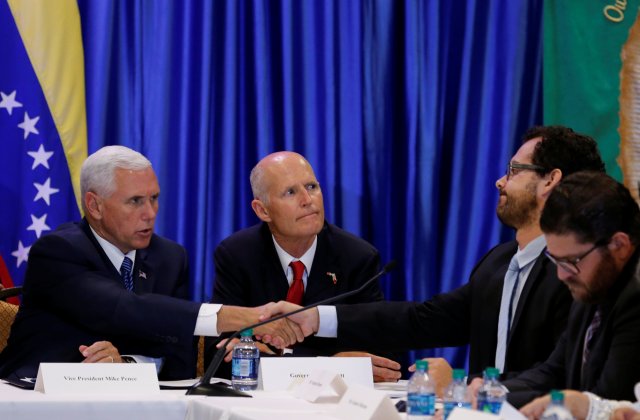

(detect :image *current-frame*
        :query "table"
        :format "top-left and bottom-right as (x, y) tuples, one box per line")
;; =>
(186, 391), (343, 420)
(0, 382), (190, 420)
(0, 381), (406, 419)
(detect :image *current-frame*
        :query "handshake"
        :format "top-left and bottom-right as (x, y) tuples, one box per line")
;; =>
(216, 301), (403, 383)
(219, 301), (319, 349)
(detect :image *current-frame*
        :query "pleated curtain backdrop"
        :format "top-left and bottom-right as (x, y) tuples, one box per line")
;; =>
(77, 0), (542, 371)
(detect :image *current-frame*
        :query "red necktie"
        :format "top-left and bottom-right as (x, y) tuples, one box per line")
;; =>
(287, 260), (305, 305)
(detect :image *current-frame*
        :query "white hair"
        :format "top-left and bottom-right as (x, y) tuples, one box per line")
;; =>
(80, 146), (152, 211)
(249, 163), (268, 202)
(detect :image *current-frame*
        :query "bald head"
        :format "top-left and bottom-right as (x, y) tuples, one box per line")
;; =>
(249, 151), (325, 257)
(250, 152), (315, 203)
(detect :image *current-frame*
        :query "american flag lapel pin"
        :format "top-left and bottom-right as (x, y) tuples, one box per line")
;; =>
(139, 270), (147, 279)
(327, 272), (337, 285)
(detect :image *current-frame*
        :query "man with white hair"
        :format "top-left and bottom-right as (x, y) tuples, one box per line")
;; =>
(0, 145), (302, 381)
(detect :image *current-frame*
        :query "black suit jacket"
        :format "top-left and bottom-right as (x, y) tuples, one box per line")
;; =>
(503, 252), (640, 407)
(207, 222), (385, 365)
(0, 219), (201, 380)
(335, 240), (572, 379)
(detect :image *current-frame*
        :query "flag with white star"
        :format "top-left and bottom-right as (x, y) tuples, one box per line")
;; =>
(0, 0), (87, 288)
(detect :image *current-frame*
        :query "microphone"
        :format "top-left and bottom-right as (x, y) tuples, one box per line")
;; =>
(186, 260), (397, 397)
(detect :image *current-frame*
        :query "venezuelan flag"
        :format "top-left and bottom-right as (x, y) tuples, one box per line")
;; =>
(0, 0), (87, 289)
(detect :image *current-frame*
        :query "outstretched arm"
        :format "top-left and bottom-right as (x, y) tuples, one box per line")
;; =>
(217, 304), (305, 348)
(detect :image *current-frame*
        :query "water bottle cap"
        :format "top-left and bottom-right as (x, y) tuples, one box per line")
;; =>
(240, 329), (253, 337)
(485, 367), (500, 378)
(452, 369), (466, 380)
(550, 390), (564, 403)
(415, 360), (428, 371)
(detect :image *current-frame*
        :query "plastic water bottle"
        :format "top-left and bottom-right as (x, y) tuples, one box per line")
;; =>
(476, 367), (506, 414)
(443, 369), (471, 419)
(231, 329), (260, 391)
(407, 360), (435, 419)
(541, 390), (574, 420)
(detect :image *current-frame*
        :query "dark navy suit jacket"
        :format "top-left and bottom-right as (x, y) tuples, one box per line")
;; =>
(503, 252), (640, 407)
(206, 222), (385, 369)
(335, 240), (572, 381)
(0, 219), (201, 380)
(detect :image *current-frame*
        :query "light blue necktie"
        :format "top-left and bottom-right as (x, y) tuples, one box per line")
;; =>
(120, 256), (134, 291)
(495, 254), (520, 373)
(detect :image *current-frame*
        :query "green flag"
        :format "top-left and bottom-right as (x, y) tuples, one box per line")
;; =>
(544, 0), (640, 183)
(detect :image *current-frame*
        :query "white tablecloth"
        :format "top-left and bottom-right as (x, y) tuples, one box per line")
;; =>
(0, 382), (191, 420)
(0, 380), (406, 419)
(186, 391), (340, 420)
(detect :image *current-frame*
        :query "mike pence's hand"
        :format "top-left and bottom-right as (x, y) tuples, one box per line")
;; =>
(79, 340), (122, 363)
(259, 301), (319, 337)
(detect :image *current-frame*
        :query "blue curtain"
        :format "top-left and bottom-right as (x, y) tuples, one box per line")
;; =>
(76, 0), (542, 371)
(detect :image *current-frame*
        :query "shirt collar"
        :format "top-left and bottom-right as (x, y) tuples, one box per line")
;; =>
(89, 225), (136, 272)
(273, 235), (318, 275)
(514, 234), (546, 269)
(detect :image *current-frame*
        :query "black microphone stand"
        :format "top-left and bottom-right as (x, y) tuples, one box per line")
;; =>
(186, 260), (396, 397)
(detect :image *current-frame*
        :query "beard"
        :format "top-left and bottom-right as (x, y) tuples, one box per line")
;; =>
(496, 180), (538, 229)
(562, 251), (619, 304)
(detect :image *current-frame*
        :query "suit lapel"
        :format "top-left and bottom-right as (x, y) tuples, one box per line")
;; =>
(79, 219), (122, 280)
(486, 243), (517, 339)
(268, 255), (290, 300)
(508, 249), (546, 344)
(303, 225), (339, 303)
(260, 223), (291, 299)
(569, 304), (592, 388)
(134, 247), (155, 293)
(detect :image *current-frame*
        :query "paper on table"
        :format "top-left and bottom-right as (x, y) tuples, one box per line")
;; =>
(374, 380), (407, 398)
(159, 377), (231, 389)
(499, 401), (527, 420)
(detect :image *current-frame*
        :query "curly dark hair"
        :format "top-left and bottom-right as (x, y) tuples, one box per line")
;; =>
(522, 126), (605, 177)
(541, 171), (640, 245)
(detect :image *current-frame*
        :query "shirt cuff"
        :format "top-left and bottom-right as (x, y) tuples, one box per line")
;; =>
(316, 305), (338, 338)
(123, 355), (164, 373)
(584, 392), (632, 420)
(194, 303), (223, 336)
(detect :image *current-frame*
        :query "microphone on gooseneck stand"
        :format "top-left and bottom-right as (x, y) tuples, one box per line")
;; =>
(186, 260), (397, 397)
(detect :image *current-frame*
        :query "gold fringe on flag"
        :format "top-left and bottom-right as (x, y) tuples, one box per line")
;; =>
(619, 11), (640, 203)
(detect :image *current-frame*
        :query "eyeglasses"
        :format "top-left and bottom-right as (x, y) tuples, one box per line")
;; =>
(506, 162), (544, 180)
(544, 240), (608, 275)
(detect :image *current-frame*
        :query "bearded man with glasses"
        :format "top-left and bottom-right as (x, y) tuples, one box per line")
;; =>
(493, 171), (640, 411)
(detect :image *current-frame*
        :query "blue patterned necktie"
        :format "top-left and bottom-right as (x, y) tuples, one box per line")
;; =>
(495, 254), (520, 373)
(120, 256), (134, 291)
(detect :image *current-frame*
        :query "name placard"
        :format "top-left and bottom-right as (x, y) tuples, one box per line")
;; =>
(335, 384), (401, 420)
(35, 363), (160, 395)
(293, 369), (348, 402)
(259, 357), (373, 391)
